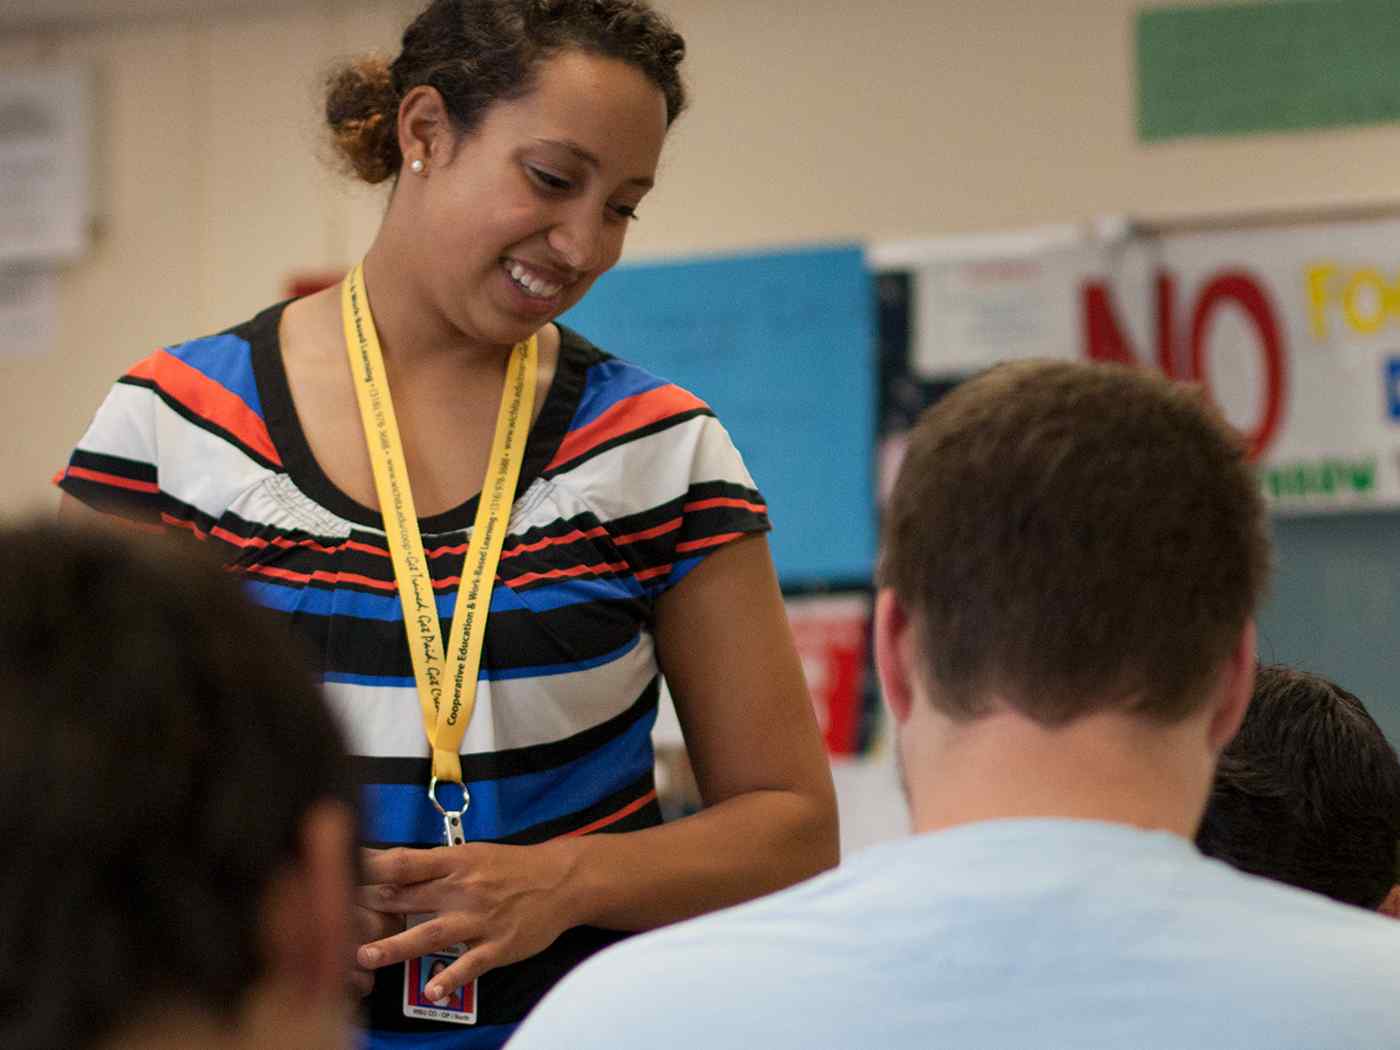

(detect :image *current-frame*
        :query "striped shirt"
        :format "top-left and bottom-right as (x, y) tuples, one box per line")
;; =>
(58, 300), (770, 1048)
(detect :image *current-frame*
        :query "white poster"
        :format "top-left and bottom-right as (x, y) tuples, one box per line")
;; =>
(878, 213), (1400, 513)
(0, 65), (92, 264)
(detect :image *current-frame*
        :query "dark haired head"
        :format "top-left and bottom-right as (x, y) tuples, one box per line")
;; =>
(881, 359), (1271, 726)
(0, 522), (356, 1049)
(1197, 665), (1400, 909)
(327, 0), (687, 184)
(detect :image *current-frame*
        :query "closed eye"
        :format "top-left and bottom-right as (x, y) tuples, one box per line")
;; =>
(528, 166), (573, 192)
(609, 203), (641, 222)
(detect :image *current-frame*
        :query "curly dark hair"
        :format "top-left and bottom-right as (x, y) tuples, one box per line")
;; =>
(326, 0), (687, 184)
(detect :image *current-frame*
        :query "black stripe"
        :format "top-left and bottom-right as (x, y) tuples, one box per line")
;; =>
(260, 594), (646, 679)
(116, 374), (281, 472)
(351, 677), (659, 784)
(495, 770), (660, 845)
(66, 449), (159, 485)
(541, 405), (714, 479)
(56, 477), (163, 524)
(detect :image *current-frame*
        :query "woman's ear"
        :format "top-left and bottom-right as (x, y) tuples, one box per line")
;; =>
(397, 85), (455, 174)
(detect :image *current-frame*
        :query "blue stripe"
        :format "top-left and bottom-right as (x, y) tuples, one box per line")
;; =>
(568, 358), (669, 430)
(648, 554), (705, 595)
(321, 632), (643, 688)
(244, 572), (645, 621)
(361, 703), (657, 844)
(361, 1022), (516, 1049)
(164, 332), (265, 419)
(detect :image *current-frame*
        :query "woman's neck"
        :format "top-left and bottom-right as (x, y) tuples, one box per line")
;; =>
(360, 228), (503, 372)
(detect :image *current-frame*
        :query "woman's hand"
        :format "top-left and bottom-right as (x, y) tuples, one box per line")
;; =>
(355, 840), (580, 999)
(351, 905), (406, 997)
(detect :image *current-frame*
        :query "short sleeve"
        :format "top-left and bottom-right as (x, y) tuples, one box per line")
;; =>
(611, 411), (770, 596)
(549, 357), (770, 598)
(56, 356), (166, 528)
(56, 329), (283, 533)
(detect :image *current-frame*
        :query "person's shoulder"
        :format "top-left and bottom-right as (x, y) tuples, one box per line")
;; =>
(555, 323), (710, 410)
(125, 301), (285, 393)
(1184, 856), (1400, 984)
(511, 882), (837, 1050)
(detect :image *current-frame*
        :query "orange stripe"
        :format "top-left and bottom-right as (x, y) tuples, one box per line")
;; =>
(548, 385), (707, 470)
(501, 526), (610, 560)
(683, 496), (768, 515)
(612, 517), (682, 546)
(136, 349), (282, 466)
(63, 466), (159, 494)
(209, 525), (347, 557)
(504, 560), (630, 588)
(162, 513), (210, 540)
(635, 564), (672, 582)
(242, 562), (484, 594)
(244, 563), (397, 591)
(675, 532), (743, 555)
(562, 789), (659, 838)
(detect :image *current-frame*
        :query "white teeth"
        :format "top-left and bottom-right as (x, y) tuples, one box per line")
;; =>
(505, 260), (562, 299)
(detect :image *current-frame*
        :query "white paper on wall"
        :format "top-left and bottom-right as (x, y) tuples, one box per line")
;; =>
(0, 263), (57, 358)
(0, 65), (92, 265)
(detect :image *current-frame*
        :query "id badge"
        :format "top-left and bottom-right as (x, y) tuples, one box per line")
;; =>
(402, 915), (478, 1025)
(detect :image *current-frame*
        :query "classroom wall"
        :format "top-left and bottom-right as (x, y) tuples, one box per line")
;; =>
(8, 0), (1400, 518)
(6, 0), (1400, 856)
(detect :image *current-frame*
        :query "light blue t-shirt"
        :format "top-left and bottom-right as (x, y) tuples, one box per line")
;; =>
(508, 819), (1400, 1049)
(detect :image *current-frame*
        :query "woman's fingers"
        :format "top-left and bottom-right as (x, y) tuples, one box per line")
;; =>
(357, 880), (447, 915)
(351, 905), (406, 997)
(357, 912), (485, 971)
(420, 944), (501, 1000)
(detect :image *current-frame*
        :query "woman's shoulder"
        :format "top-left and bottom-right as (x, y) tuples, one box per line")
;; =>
(554, 322), (713, 415)
(136, 300), (288, 388)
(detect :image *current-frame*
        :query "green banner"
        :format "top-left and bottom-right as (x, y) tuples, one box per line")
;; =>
(1138, 1), (1400, 142)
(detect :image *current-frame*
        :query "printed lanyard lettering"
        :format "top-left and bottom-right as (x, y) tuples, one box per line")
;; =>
(341, 261), (537, 839)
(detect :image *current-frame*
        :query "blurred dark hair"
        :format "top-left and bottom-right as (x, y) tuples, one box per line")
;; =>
(326, 0), (687, 183)
(0, 522), (356, 1049)
(1197, 665), (1400, 909)
(880, 359), (1270, 726)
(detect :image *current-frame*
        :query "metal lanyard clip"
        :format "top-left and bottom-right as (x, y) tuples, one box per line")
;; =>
(429, 776), (470, 847)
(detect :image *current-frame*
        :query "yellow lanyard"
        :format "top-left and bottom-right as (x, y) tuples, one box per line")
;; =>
(341, 261), (537, 825)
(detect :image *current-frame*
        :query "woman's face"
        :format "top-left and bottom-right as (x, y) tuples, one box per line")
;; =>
(412, 49), (669, 349)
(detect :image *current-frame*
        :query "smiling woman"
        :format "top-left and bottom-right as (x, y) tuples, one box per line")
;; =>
(54, 2), (838, 1048)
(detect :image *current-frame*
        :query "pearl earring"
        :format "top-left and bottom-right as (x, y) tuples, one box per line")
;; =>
(410, 158), (425, 174)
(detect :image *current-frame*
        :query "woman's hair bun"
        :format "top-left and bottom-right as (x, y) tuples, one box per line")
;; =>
(324, 55), (402, 184)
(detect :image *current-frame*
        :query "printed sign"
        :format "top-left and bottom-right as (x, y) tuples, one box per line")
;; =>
(878, 214), (1400, 513)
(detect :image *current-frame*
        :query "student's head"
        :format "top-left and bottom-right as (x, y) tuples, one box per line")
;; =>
(879, 359), (1270, 732)
(325, 0), (686, 346)
(0, 523), (358, 1050)
(1197, 665), (1400, 913)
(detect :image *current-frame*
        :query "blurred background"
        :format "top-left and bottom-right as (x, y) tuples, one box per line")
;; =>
(6, 0), (1400, 855)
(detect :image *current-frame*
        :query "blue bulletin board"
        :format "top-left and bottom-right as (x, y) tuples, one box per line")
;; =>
(560, 244), (876, 588)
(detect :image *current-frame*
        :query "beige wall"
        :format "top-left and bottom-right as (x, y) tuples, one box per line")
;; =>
(6, 0), (1400, 517)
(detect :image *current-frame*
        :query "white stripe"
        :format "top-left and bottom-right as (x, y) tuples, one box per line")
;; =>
(74, 382), (159, 470)
(549, 414), (758, 526)
(327, 630), (659, 759)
